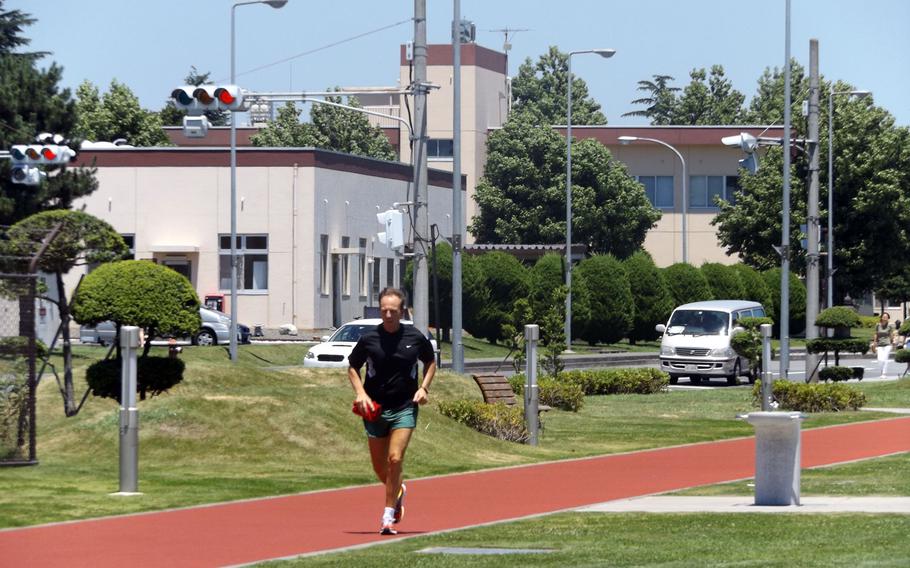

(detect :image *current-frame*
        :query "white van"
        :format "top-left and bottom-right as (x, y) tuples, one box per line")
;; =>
(655, 300), (766, 385)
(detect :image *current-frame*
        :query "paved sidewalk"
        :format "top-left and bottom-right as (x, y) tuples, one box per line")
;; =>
(579, 496), (910, 514)
(1, 417), (908, 568)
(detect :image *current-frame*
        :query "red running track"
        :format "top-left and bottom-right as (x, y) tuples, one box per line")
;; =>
(2, 416), (909, 567)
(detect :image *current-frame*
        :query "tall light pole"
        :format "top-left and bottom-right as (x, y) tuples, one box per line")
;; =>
(827, 89), (870, 309)
(779, 0), (792, 379)
(565, 48), (615, 352)
(617, 136), (688, 263)
(229, 0), (287, 362)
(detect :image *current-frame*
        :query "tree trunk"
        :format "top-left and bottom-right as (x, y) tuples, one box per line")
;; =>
(57, 272), (76, 417)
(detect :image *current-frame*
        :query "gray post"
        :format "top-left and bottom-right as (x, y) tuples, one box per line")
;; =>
(805, 39), (821, 382)
(761, 323), (774, 411)
(524, 324), (540, 446)
(411, 0), (430, 334)
(451, 1), (464, 373)
(229, 3), (239, 363)
(117, 326), (140, 495)
(564, 54), (574, 353)
(827, 93), (835, 311)
(779, 0), (792, 379)
(740, 412), (805, 506)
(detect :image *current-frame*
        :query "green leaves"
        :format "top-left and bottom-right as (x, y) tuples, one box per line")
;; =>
(73, 80), (169, 146)
(511, 46), (606, 126)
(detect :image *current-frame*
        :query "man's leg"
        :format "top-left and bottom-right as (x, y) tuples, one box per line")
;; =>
(385, 427), (413, 507)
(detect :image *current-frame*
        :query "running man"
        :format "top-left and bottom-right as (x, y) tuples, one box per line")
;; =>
(347, 287), (436, 535)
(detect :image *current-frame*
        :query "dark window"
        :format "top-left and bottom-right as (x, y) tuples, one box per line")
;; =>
(428, 139), (454, 158)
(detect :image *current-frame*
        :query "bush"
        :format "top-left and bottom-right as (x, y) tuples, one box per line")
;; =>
(731, 263), (773, 309)
(752, 380), (866, 412)
(761, 268), (807, 333)
(576, 255), (632, 345)
(859, 315), (880, 329)
(508, 375), (585, 412)
(805, 338), (869, 355)
(818, 366), (854, 383)
(663, 263), (712, 306)
(895, 349), (910, 364)
(815, 306), (862, 329)
(472, 252), (529, 343)
(436, 400), (529, 443)
(900, 320), (910, 336)
(623, 250), (674, 344)
(700, 262), (746, 300)
(730, 316), (774, 379)
(561, 368), (668, 395)
(86, 356), (186, 402)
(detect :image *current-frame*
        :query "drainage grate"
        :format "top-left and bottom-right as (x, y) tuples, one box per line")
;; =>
(417, 547), (554, 555)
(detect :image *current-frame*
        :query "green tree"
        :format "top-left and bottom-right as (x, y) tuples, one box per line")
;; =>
(663, 263), (712, 306)
(622, 74), (679, 125)
(731, 263), (773, 310)
(72, 260), (201, 357)
(761, 268), (807, 335)
(472, 252), (529, 344)
(671, 66), (745, 125)
(159, 66), (229, 127)
(73, 80), (170, 146)
(471, 110), (660, 257)
(576, 255), (633, 345)
(700, 262), (746, 300)
(6, 210), (128, 416)
(0, 3), (98, 224)
(250, 96), (396, 161)
(623, 250), (674, 343)
(511, 46), (607, 125)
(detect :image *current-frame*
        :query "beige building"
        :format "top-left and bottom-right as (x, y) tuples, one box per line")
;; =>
(69, 148), (455, 330)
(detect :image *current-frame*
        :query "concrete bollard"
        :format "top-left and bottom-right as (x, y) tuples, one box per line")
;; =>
(739, 411), (806, 505)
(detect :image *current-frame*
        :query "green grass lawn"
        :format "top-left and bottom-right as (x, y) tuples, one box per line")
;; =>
(263, 513), (910, 567)
(1, 344), (907, 529)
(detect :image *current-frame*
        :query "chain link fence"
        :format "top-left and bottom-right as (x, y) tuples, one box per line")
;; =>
(0, 224), (60, 466)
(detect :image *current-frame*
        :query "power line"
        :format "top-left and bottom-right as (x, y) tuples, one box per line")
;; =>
(221, 17), (414, 83)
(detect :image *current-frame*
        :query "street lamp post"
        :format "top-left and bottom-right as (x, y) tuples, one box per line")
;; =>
(229, 0), (287, 362)
(565, 48), (615, 352)
(618, 136), (688, 263)
(827, 89), (870, 309)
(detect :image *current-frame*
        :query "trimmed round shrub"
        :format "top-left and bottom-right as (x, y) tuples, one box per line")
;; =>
(663, 263), (712, 306)
(859, 315), (880, 329)
(805, 338), (869, 355)
(815, 306), (862, 329)
(86, 356), (186, 402)
(623, 250), (674, 343)
(731, 263), (773, 310)
(900, 320), (910, 336)
(436, 400), (529, 443)
(472, 252), (529, 343)
(818, 366), (854, 383)
(700, 262), (745, 300)
(895, 349), (910, 364)
(575, 254), (632, 345)
(509, 375), (585, 412)
(752, 380), (866, 412)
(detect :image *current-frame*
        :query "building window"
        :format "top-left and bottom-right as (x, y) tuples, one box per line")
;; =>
(372, 260), (381, 299)
(689, 175), (738, 209)
(637, 176), (674, 208)
(386, 259), (395, 287)
(359, 238), (368, 298)
(219, 234), (268, 291)
(341, 236), (351, 297)
(121, 234), (135, 258)
(428, 138), (453, 159)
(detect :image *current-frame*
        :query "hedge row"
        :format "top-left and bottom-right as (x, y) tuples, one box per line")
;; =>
(509, 368), (669, 411)
(752, 380), (867, 412)
(508, 376), (585, 412)
(437, 400), (529, 443)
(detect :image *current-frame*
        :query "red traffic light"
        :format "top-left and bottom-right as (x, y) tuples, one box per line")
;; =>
(40, 147), (57, 160)
(215, 88), (236, 105)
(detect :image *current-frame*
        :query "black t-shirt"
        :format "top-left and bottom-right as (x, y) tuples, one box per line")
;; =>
(348, 324), (435, 410)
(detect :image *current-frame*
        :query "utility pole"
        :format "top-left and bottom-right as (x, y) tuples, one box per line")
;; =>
(805, 39), (821, 382)
(411, 0), (429, 333)
(451, 1), (464, 373)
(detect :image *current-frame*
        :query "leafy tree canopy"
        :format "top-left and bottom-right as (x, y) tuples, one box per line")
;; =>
(250, 95), (396, 161)
(576, 254), (632, 345)
(470, 110), (660, 257)
(73, 80), (170, 146)
(623, 250), (674, 343)
(621, 74), (679, 125)
(511, 46), (606, 125)
(663, 263), (712, 306)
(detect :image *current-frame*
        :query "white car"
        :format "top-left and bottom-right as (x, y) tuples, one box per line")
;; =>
(303, 318), (437, 368)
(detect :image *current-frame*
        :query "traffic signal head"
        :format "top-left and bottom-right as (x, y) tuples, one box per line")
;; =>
(171, 85), (245, 114)
(11, 165), (47, 186)
(10, 144), (76, 165)
(722, 132), (760, 174)
(376, 209), (405, 251)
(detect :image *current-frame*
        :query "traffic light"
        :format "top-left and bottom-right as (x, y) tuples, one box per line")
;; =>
(170, 85), (245, 114)
(9, 143), (76, 186)
(721, 132), (760, 174)
(377, 209), (405, 251)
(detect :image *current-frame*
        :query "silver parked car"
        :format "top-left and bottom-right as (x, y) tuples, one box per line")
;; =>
(79, 308), (251, 346)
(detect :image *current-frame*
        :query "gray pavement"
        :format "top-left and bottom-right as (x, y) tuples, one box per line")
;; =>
(578, 496), (910, 514)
